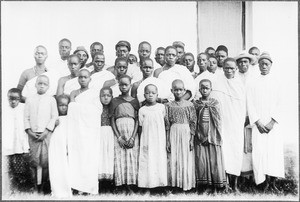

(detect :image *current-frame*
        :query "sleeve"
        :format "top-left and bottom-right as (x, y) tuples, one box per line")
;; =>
(164, 104), (170, 131)
(188, 104), (197, 136)
(17, 70), (28, 91)
(246, 83), (260, 125)
(46, 97), (59, 131)
(24, 98), (31, 130)
(269, 84), (281, 123)
(138, 107), (143, 126)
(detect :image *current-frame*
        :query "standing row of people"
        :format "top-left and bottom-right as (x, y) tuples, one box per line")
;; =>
(3, 39), (284, 197)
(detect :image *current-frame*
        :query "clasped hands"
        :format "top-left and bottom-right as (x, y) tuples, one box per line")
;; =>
(118, 135), (135, 149)
(255, 119), (276, 134)
(26, 128), (51, 141)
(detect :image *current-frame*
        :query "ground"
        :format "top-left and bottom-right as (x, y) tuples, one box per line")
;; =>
(3, 144), (298, 200)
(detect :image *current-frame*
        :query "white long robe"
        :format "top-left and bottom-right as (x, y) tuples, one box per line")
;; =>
(64, 77), (80, 95)
(89, 70), (115, 93)
(211, 74), (246, 176)
(67, 89), (102, 194)
(158, 64), (195, 101)
(49, 116), (72, 198)
(246, 73), (284, 184)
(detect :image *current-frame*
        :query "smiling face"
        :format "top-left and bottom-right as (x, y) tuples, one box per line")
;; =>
(223, 60), (237, 79)
(259, 59), (272, 75)
(35, 76), (49, 95)
(34, 46), (48, 65)
(144, 85), (158, 104)
(93, 54), (105, 72)
(78, 70), (91, 88)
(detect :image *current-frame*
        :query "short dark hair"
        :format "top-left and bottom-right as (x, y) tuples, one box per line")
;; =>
(197, 52), (208, 60)
(100, 86), (113, 97)
(138, 41), (151, 50)
(144, 84), (158, 93)
(248, 46), (260, 53)
(165, 46), (178, 55)
(8, 88), (21, 97)
(56, 94), (70, 104)
(115, 57), (128, 67)
(141, 58), (153, 67)
(199, 79), (212, 88)
(59, 38), (72, 46)
(90, 42), (104, 50)
(223, 57), (237, 67)
(68, 54), (80, 63)
(183, 52), (195, 60)
(118, 74), (132, 83)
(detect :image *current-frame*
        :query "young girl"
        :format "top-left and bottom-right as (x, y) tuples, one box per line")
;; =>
(193, 79), (226, 193)
(110, 75), (140, 190)
(48, 94), (72, 198)
(98, 87), (114, 193)
(138, 84), (168, 189)
(165, 79), (196, 191)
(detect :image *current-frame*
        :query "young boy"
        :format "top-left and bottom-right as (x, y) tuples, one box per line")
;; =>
(3, 88), (33, 193)
(193, 79), (226, 193)
(67, 69), (102, 195)
(24, 75), (58, 194)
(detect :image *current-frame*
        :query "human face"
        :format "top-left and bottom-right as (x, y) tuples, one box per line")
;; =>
(237, 58), (250, 73)
(208, 57), (218, 73)
(57, 98), (69, 116)
(34, 47), (47, 65)
(259, 59), (272, 75)
(128, 55), (137, 64)
(76, 51), (88, 67)
(68, 56), (81, 76)
(216, 50), (228, 67)
(197, 54), (208, 72)
(138, 43), (151, 59)
(223, 61), (237, 79)
(165, 48), (178, 66)
(100, 89), (112, 106)
(35, 77), (49, 95)
(176, 47), (184, 60)
(91, 44), (103, 59)
(78, 70), (91, 88)
(183, 55), (195, 72)
(155, 49), (165, 66)
(249, 49), (260, 64)
(93, 55), (105, 72)
(144, 85), (158, 104)
(171, 82), (186, 101)
(119, 77), (131, 94)
(199, 81), (211, 99)
(8, 92), (21, 108)
(115, 61), (128, 77)
(141, 60), (154, 78)
(116, 46), (129, 58)
(59, 41), (71, 59)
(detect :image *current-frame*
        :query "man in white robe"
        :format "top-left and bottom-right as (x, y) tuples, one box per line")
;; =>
(211, 58), (246, 192)
(246, 52), (284, 192)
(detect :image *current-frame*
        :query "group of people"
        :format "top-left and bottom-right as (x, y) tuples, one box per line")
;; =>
(3, 38), (284, 198)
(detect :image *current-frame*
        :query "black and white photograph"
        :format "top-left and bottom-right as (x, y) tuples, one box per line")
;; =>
(1, 1), (298, 200)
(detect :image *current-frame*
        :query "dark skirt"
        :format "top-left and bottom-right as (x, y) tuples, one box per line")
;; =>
(194, 143), (227, 188)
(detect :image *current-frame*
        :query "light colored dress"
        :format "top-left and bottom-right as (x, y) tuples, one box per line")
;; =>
(49, 116), (72, 198)
(110, 97), (140, 186)
(98, 106), (114, 180)
(138, 103), (168, 188)
(165, 100), (197, 191)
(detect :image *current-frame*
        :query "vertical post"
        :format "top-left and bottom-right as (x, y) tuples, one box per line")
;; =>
(242, 1), (246, 50)
(196, 1), (200, 54)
